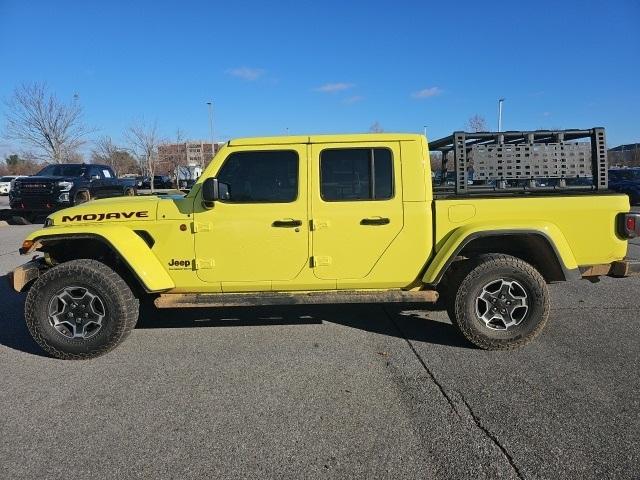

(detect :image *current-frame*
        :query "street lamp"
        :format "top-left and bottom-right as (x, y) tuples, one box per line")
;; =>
(498, 98), (505, 132)
(423, 125), (428, 138)
(206, 101), (214, 168)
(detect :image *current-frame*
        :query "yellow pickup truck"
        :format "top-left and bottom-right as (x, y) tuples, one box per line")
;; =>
(12, 128), (640, 359)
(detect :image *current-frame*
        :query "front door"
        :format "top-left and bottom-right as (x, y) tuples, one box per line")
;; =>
(193, 145), (309, 289)
(87, 165), (108, 198)
(310, 142), (404, 280)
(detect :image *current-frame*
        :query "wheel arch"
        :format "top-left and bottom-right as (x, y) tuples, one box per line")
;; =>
(23, 227), (174, 293)
(72, 188), (91, 204)
(423, 227), (580, 286)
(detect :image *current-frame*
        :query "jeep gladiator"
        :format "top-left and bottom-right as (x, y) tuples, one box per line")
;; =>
(11, 129), (640, 359)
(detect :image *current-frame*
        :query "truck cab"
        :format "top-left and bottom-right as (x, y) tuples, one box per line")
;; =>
(149, 134), (430, 293)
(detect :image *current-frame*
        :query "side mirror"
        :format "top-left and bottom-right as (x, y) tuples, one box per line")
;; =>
(202, 177), (229, 208)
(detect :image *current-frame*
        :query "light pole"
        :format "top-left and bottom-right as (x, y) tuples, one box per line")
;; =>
(423, 125), (428, 138)
(206, 101), (214, 168)
(498, 98), (505, 132)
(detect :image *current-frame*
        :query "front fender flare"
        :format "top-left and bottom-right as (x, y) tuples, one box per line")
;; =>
(22, 225), (175, 292)
(422, 221), (579, 285)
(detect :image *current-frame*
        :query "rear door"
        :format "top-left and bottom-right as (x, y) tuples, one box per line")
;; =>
(100, 166), (119, 196)
(310, 142), (404, 280)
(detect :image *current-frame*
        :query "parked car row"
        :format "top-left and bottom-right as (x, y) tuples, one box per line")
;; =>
(141, 175), (175, 189)
(608, 168), (640, 205)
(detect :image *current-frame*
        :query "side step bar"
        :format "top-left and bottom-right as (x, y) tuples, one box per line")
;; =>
(155, 289), (439, 309)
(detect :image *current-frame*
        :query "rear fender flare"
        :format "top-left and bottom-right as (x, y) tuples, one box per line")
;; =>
(422, 222), (579, 285)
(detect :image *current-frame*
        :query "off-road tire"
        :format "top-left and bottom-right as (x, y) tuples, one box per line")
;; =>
(74, 190), (90, 205)
(25, 259), (139, 359)
(451, 254), (550, 350)
(438, 259), (474, 322)
(124, 187), (135, 196)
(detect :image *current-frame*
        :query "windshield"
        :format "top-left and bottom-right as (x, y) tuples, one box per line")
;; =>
(36, 164), (87, 177)
(0, 176), (15, 182)
(609, 169), (640, 181)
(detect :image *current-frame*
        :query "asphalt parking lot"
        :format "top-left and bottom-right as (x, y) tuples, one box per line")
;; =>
(0, 194), (638, 479)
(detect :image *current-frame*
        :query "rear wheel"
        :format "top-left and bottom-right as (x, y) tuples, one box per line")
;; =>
(450, 254), (550, 350)
(124, 187), (135, 196)
(25, 259), (139, 359)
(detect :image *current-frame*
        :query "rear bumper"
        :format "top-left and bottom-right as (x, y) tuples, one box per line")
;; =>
(581, 260), (640, 278)
(609, 259), (640, 277)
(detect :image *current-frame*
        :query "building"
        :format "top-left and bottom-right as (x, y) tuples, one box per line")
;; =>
(157, 141), (222, 180)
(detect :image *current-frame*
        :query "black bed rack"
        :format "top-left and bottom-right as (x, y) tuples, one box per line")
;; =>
(428, 128), (608, 195)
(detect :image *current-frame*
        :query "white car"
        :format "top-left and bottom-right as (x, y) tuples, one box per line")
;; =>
(0, 175), (27, 195)
(0, 175), (18, 195)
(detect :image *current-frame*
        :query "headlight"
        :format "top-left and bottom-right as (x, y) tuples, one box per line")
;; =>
(58, 192), (70, 202)
(57, 181), (73, 191)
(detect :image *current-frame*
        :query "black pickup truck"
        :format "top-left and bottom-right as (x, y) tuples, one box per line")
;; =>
(8, 163), (137, 220)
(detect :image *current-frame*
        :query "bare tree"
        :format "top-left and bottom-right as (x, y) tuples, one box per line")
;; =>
(126, 120), (161, 192)
(369, 121), (384, 133)
(3, 82), (92, 163)
(466, 114), (488, 132)
(159, 128), (187, 188)
(91, 136), (138, 176)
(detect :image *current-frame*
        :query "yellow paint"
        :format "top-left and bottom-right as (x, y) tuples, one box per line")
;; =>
(448, 204), (476, 223)
(19, 133), (631, 295)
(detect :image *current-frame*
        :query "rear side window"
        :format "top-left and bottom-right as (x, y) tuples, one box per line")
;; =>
(217, 150), (299, 203)
(320, 148), (393, 201)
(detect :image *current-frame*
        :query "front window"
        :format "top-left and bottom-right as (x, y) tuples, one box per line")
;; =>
(217, 150), (299, 203)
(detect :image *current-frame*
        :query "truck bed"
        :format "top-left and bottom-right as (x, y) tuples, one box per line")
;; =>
(433, 194), (629, 270)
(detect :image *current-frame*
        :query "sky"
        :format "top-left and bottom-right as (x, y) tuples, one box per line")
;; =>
(0, 0), (638, 158)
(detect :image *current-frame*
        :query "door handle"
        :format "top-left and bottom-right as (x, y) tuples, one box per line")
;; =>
(272, 219), (302, 228)
(360, 217), (390, 226)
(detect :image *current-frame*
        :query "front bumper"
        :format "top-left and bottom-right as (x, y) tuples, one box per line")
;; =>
(9, 258), (47, 292)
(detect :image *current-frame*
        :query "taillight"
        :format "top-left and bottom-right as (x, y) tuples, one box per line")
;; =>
(619, 213), (640, 239)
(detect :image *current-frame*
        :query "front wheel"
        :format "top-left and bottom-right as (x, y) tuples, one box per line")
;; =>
(25, 259), (139, 359)
(451, 254), (550, 350)
(74, 190), (90, 205)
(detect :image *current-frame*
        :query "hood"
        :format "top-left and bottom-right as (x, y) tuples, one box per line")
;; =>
(48, 196), (160, 226)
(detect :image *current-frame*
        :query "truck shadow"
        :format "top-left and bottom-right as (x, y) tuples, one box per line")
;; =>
(136, 302), (472, 349)
(0, 276), (471, 357)
(0, 275), (48, 356)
